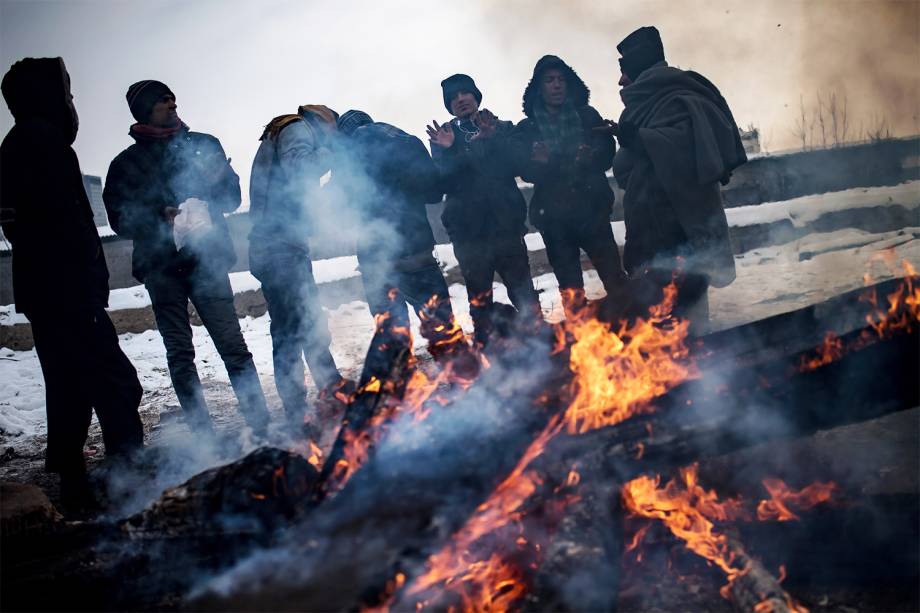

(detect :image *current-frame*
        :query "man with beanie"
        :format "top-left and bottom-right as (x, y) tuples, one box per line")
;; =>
(1, 58), (144, 512)
(104, 80), (270, 435)
(427, 74), (540, 347)
(611, 26), (746, 330)
(249, 104), (352, 430)
(513, 55), (626, 317)
(335, 110), (463, 361)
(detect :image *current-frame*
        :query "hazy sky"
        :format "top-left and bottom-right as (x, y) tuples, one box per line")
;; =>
(1, 0), (917, 206)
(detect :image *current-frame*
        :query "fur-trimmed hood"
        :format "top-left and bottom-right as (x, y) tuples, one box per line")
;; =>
(521, 55), (590, 118)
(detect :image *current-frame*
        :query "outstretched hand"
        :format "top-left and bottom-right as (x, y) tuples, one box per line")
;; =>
(470, 109), (497, 141)
(592, 118), (619, 136)
(426, 120), (455, 149)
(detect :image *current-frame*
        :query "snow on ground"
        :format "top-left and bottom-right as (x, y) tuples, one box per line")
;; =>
(727, 181), (920, 228)
(2, 224), (916, 446)
(1, 183), (919, 471)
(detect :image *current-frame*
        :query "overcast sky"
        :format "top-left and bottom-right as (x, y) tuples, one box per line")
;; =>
(1, 0), (917, 206)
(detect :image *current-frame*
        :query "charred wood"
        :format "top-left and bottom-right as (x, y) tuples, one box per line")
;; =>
(1, 448), (317, 612)
(724, 532), (799, 613)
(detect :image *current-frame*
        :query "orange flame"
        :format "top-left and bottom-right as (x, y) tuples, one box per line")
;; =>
(800, 260), (919, 372)
(326, 319), (490, 495)
(623, 466), (835, 611)
(406, 417), (560, 611)
(307, 439), (323, 469)
(756, 478), (837, 522)
(623, 467), (743, 582)
(405, 283), (698, 610)
(562, 282), (698, 434)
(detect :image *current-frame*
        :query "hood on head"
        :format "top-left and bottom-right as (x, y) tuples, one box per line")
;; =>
(2, 57), (78, 143)
(521, 54), (590, 118)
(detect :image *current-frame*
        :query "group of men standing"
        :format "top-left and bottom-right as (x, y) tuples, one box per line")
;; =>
(0, 26), (746, 512)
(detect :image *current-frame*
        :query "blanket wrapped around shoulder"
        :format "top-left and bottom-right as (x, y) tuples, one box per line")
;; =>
(618, 65), (746, 287)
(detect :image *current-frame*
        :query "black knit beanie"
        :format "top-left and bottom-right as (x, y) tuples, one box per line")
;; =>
(617, 26), (665, 81)
(440, 74), (482, 114)
(125, 80), (173, 123)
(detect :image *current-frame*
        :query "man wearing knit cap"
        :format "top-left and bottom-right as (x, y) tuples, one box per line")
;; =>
(611, 26), (746, 331)
(249, 104), (353, 432)
(104, 80), (270, 436)
(428, 73), (540, 348)
(2, 58), (144, 512)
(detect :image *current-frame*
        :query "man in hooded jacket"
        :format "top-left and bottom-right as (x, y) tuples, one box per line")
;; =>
(428, 74), (541, 347)
(513, 55), (626, 316)
(104, 80), (270, 435)
(249, 104), (352, 427)
(1, 57), (144, 510)
(611, 26), (746, 330)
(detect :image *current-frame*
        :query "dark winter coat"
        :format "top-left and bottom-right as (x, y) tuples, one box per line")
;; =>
(341, 122), (442, 264)
(514, 56), (616, 231)
(0, 57), (109, 314)
(613, 62), (746, 287)
(103, 127), (240, 282)
(431, 115), (527, 244)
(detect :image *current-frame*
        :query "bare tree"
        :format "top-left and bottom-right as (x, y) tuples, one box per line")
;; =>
(793, 94), (810, 150)
(865, 113), (892, 142)
(794, 88), (857, 150)
(827, 90), (850, 146)
(815, 91), (828, 148)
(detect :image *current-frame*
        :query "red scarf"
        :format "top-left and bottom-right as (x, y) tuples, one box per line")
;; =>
(129, 119), (186, 141)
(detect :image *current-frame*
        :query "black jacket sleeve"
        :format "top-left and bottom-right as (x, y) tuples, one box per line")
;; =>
(103, 149), (164, 239)
(579, 105), (616, 174)
(199, 135), (241, 214)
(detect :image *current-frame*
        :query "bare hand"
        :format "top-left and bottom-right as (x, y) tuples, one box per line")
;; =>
(470, 109), (497, 141)
(531, 141), (550, 164)
(593, 119), (619, 136)
(426, 120), (455, 148)
(163, 206), (180, 225)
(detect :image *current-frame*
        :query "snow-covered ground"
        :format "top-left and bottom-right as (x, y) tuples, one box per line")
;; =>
(0, 183), (918, 480)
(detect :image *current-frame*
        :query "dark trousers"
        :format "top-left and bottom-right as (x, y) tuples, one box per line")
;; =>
(542, 216), (625, 294)
(250, 248), (341, 419)
(453, 237), (540, 342)
(360, 256), (455, 346)
(145, 266), (268, 430)
(29, 307), (144, 475)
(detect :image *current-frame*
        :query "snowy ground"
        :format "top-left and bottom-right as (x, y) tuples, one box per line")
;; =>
(0, 183), (918, 514)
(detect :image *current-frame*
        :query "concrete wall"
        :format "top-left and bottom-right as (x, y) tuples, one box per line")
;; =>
(2, 136), (918, 304)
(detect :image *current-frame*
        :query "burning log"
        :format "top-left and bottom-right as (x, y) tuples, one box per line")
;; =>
(723, 534), (801, 613)
(7, 272), (916, 612)
(189, 273), (917, 612)
(546, 324), (918, 485)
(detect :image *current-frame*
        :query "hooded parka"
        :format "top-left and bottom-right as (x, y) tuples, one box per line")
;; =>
(1, 58), (144, 485)
(513, 55), (625, 298)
